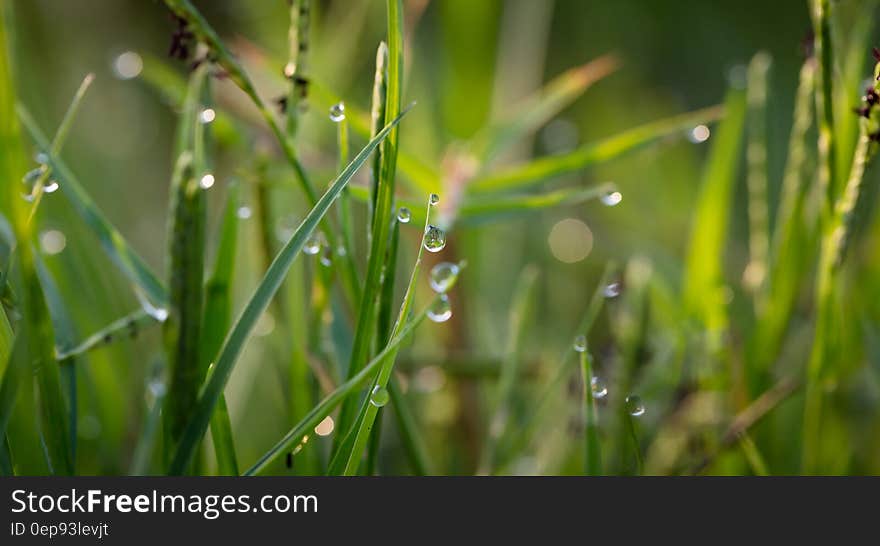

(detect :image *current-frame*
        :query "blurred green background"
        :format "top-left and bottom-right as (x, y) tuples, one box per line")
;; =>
(8, 0), (880, 475)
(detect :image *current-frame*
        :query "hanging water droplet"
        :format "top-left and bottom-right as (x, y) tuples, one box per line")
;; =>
(601, 190), (622, 207)
(573, 335), (587, 352)
(329, 102), (346, 122)
(625, 395), (645, 417)
(236, 206), (252, 219)
(319, 246), (333, 267)
(149, 307), (169, 322)
(591, 376), (608, 399)
(423, 225), (446, 253)
(199, 174), (215, 189)
(370, 385), (389, 407)
(427, 294), (452, 323)
(429, 262), (460, 293)
(604, 282), (621, 298)
(283, 62), (297, 78)
(199, 108), (216, 124)
(43, 180), (59, 194)
(397, 207), (411, 224)
(35, 152), (49, 165)
(303, 232), (323, 255)
(429, 193), (440, 206)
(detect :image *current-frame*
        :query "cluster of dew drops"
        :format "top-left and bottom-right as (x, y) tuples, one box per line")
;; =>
(572, 280), (645, 418)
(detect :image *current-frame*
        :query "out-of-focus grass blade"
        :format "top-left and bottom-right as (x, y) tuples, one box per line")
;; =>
(18, 107), (167, 308)
(163, 66), (208, 459)
(0, 16), (71, 475)
(479, 265), (538, 475)
(244, 300), (435, 476)
(387, 377), (432, 475)
(55, 310), (155, 361)
(811, 0), (837, 207)
(459, 183), (615, 226)
(682, 88), (747, 339)
(201, 182), (241, 475)
(468, 105), (723, 194)
(168, 106), (411, 474)
(475, 55), (619, 163)
(579, 350), (602, 475)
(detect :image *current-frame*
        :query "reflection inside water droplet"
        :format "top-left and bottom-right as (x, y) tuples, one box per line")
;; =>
(573, 335), (587, 353)
(591, 376), (608, 399)
(329, 102), (345, 122)
(429, 262), (460, 293)
(427, 294), (452, 323)
(626, 395), (645, 417)
(397, 207), (411, 224)
(370, 385), (389, 407)
(423, 225), (446, 253)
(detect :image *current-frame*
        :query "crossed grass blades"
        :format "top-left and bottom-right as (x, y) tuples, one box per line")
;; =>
(1, 0), (878, 476)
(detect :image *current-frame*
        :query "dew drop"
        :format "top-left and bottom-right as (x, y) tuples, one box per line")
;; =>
(148, 378), (167, 399)
(600, 190), (622, 207)
(397, 207), (411, 224)
(429, 262), (460, 293)
(625, 395), (645, 417)
(688, 124), (711, 143)
(39, 230), (67, 255)
(604, 282), (621, 298)
(199, 174), (215, 189)
(319, 246), (333, 267)
(43, 180), (60, 194)
(283, 62), (297, 78)
(429, 193), (440, 206)
(303, 232), (323, 255)
(573, 335), (587, 353)
(199, 108), (216, 124)
(148, 307), (169, 323)
(236, 206), (252, 219)
(370, 385), (389, 407)
(35, 152), (49, 165)
(591, 376), (608, 399)
(329, 102), (346, 122)
(423, 225), (447, 253)
(276, 214), (299, 242)
(427, 294), (453, 323)
(113, 51), (143, 80)
(21, 192), (35, 203)
(22, 167), (44, 190)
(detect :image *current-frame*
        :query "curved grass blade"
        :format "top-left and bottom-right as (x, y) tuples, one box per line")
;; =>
(459, 183), (616, 226)
(468, 105), (723, 194)
(168, 106), (412, 474)
(476, 54), (619, 164)
(17, 107), (167, 307)
(243, 300), (434, 476)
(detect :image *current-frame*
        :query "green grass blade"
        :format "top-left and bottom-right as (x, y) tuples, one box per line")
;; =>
(682, 88), (747, 340)
(17, 107), (167, 307)
(369, 41), (389, 224)
(167, 106), (411, 474)
(387, 377), (433, 475)
(284, 0), (310, 137)
(475, 55), (619, 164)
(468, 105), (723, 194)
(579, 350), (602, 475)
(458, 183), (616, 226)
(243, 300), (435, 476)
(810, 0), (838, 207)
(479, 265), (538, 475)
(334, 0), (404, 447)
(163, 66), (208, 459)
(202, 183), (241, 475)
(55, 310), (154, 361)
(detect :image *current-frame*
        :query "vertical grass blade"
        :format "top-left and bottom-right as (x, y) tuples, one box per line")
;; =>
(744, 52), (771, 295)
(579, 350), (602, 475)
(810, 0), (838, 208)
(168, 107), (411, 474)
(284, 0), (310, 137)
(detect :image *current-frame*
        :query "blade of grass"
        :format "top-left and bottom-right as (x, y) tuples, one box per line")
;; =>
(244, 298), (436, 476)
(810, 0), (838, 207)
(468, 105), (723, 194)
(55, 309), (154, 361)
(18, 107), (167, 308)
(479, 265), (538, 475)
(579, 349), (602, 475)
(201, 182), (241, 475)
(333, 0), (404, 448)
(475, 55), (619, 164)
(284, 0), (310, 137)
(386, 377), (433, 475)
(682, 88), (747, 350)
(458, 183), (616, 226)
(168, 106), (411, 474)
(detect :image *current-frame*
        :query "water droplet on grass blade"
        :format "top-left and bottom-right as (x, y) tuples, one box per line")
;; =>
(604, 282), (621, 298)
(236, 206), (252, 219)
(199, 108), (216, 124)
(423, 225), (446, 253)
(397, 207), (411, 223)
(427, 294), (452, 323)
(22, 167), (43, 190)
(626, 395), (645, 417)
(688, 124), (710, 143)
(370, 385), (389, 407)
(429, 193), (440, 206)
(591, 376), (608, 399)
(573, 335), (587, 352)
(43, 180), (59, 193)
(601, 190), (622, 207)
(303, 232), (322, 255)
(429, 262), (460, 293)
(199, 174), (215, 189)
(320, 246), (333, 267)
(329, 102), (346, 122)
